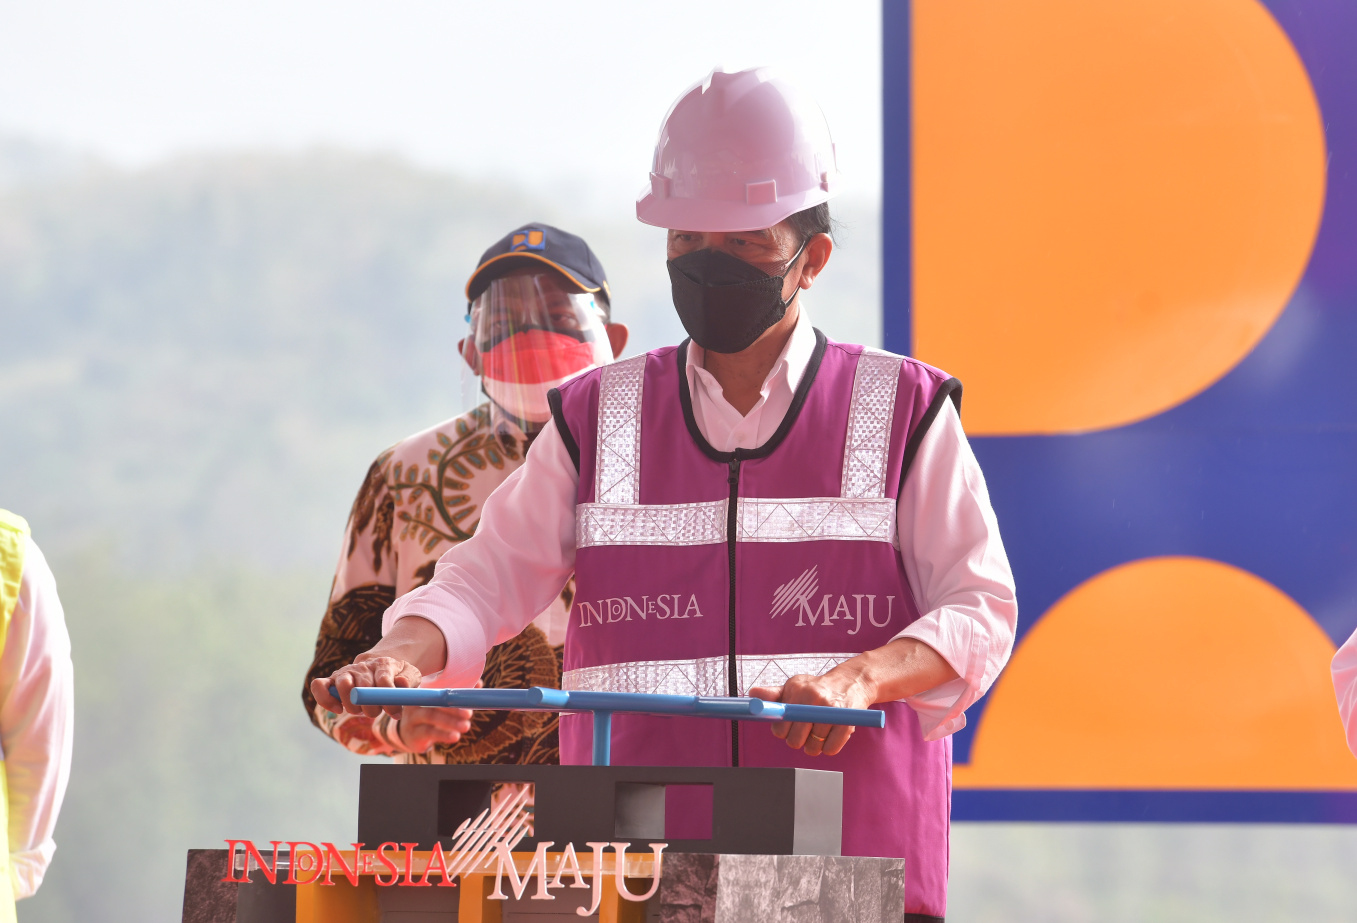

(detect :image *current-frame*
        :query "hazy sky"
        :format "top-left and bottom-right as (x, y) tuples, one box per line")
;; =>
(0, 1), (883, 216)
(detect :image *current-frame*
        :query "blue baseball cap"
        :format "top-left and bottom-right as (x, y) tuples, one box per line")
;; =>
(465, 223), (611, 307)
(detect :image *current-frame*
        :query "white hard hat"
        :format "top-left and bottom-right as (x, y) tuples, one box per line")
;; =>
(636, 67), (840, 233)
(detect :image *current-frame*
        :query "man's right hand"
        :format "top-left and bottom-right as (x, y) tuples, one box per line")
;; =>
(311, 615), (449, 719)
(311, 653), (423, 719)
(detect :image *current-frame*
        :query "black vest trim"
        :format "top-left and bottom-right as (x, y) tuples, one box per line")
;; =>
(547, 386), (581, 474)
(675, 328), (829, 464)
(904, 914), (945, 923)
(898, 376), (963, 494)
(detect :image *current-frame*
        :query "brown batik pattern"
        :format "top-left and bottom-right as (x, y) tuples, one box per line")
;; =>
(303, 403), (564, 764)
(303, 583), (395, 752)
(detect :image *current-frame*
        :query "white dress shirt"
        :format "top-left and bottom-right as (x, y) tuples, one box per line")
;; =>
(1334, 626), (1357, 757)
(385, 306), (1018, 740)
(2, 538), (74, 899)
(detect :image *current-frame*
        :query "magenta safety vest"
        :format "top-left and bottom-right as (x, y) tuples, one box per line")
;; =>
(549, 331), (961, 920)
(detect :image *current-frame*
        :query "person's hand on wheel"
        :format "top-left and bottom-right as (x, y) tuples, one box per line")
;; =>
(311, 653), (423, 719)
(749, 666), (875, 757)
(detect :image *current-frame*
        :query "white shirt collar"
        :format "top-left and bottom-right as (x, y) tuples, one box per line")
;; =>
(683, 303), (817, 452)
(684, 302), (816, 399)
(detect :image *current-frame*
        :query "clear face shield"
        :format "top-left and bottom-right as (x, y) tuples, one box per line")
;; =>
(466, 271), (613, 427)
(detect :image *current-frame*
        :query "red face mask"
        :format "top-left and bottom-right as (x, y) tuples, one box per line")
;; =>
(468, 272), (613, 424)
(480, 329), (602, 423)
(481, 328), (598, 384)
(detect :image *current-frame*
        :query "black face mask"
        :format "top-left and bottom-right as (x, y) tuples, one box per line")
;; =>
(666, 239), (808, 354)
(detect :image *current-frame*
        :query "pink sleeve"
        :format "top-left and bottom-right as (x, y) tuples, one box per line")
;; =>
(382, 419), (579, 684)
(1333, 626), (1357, 757)
(893, 399), (1018, 741)
(0, 539), (74, 898)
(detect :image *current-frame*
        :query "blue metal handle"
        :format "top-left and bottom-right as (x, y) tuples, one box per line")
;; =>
(339, 686), (886, 765)
(344, 686), (885, 728)
(340, 686), (570, 710)
(775, 701), (888, 727)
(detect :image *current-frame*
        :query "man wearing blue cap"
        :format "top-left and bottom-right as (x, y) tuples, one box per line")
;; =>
(302, 223), (627, 765)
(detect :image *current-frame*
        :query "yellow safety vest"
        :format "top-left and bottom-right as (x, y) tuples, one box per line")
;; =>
(0, 510), (26, 919)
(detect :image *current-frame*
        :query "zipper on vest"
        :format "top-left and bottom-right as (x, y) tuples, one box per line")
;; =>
(726, 457), (741, 767)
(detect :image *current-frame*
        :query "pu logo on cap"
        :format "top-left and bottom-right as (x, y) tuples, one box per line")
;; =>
(510, 229), (546, 251)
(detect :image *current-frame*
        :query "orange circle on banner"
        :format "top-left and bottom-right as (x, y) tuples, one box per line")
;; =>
(952, 557), (1357, 790)
(912, 0), (1326, 435)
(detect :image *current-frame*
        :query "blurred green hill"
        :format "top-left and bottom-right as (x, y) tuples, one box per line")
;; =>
(0, 145), (880, 573)
(2, 139), (1354, 922)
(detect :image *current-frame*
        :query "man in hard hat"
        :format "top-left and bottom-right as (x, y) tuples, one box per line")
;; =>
(0, 511), (74, 918)
(303, 223), (628, 764)
(315, 70), (1016, 921)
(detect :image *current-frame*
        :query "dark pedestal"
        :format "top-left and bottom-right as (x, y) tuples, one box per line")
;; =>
(182, 850), (295, 923)
(185, 764), (904, 920)
(657, 853), (905, 923)
(182, 850), (237, 923)
(359, 764), (843, 857)
(183, 849), (904, 922)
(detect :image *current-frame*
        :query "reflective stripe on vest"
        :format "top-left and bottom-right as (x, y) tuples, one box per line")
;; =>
(577, 496), (898, 547)
(574, 348), (903, 549)
(564, 651), (859, 696)
(593, 357), (644, 504)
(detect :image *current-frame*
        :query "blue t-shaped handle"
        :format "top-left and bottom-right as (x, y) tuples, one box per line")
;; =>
(337, 686), (885, 766)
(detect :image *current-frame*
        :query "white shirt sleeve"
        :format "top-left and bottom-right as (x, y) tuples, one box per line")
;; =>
(382, 419), (580, 686)
(893, 398), (1018, 741)
(1, 538), (74, 899)
(1333, 625), (1357, 758)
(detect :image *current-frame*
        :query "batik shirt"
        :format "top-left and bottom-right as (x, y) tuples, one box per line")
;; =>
(302, 402), (569, 764)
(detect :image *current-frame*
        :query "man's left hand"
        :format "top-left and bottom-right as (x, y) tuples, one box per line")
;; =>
(748, 638), (960, 757)
(749, 665), (876, 758)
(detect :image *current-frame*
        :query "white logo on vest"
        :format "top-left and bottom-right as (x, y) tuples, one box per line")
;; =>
(771, 566), (897, 635)
(576, 594), (706, 627)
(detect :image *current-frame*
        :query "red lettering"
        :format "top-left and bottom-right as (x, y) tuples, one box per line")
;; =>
(223, 840), (283, 885)
(221, 840), (263, 883)
(285, 842), (324, 885)
(399, 842), (424, 887)
(322, 842), (364, 886)
(375, 842), (402, 886)
(418, 842), (459, 887)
